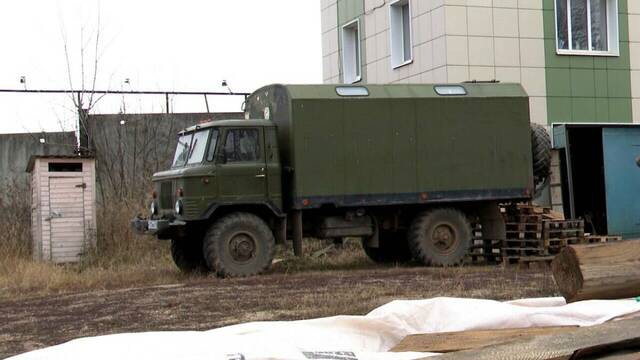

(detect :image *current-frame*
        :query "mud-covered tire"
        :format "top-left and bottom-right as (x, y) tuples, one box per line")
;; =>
(202, 212), (275, 277)
(408, 208), (472, 266)
(170, 238), (207, 273)
(362, 231), (413, 264)
(531, 123), (551, 186)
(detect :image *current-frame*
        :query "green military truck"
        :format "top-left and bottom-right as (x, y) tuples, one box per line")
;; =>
(132, 83), (550, 277)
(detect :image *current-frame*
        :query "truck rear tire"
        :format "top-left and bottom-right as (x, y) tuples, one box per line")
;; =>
(362, 231), (412, 263)
(531, 123), (551, 196)
(170, 238), (207, 273)
(408, 208), (472, 266)
(202, 212), (275, 277)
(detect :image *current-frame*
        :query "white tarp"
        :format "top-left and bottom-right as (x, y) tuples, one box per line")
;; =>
(10, 297), (640, 360)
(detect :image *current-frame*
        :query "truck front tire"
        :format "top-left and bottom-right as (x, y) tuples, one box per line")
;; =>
(170, 238), (207, 273)
(408, 208), (472, 266)
(202, 212), (275, 277)
(362, 230), (412, 263)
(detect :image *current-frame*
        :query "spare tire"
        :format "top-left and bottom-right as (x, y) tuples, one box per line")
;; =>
(531, 123), (551, 195)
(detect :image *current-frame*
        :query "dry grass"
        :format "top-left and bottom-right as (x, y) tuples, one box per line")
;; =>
(0, 190), (192, 299)
(0, 182), (31, 262)
(0, 183), (555, 302)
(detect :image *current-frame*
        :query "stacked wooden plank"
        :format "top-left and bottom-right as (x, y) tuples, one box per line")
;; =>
(467, 223), (502, 265)
(501, 205), (584, 267)
(501, 205), (547, 265)
(543, 219), (585, 254)
(580, 234), (623, 244)
(391, 318), (640, 359)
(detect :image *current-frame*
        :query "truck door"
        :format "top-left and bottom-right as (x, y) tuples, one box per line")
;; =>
(217, 127), (268, 202)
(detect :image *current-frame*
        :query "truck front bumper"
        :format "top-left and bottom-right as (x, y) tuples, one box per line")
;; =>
(131, 216), (186, 238)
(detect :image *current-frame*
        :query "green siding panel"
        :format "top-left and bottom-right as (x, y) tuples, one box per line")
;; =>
(595, 98), (610, 121)
(594, 70), (609, 97)
(609, 98), (633, 122)
(608, 70), (632, 98)
(572, 98), (597, 122)
(607, 43), (631, 69)
(546, 69), (572, 97)
(543, 0), (632, 124)
(547, 97), (573, 122)
(570, 69), (595, 98)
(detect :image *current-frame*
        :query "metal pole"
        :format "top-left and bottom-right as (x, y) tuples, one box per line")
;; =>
(0, 88), (250, 96)
(292, 210), (303, 256)
(204, 94), (210, 113)
(165, 93), (170, 114)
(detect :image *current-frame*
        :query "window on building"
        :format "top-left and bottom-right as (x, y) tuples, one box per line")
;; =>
(341, 19), (361, 84)
(555, 0), (619, 55)
(390, 0), (413, 68)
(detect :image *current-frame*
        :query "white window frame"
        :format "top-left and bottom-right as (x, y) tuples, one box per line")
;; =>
(389, 0), (414, 68)
(554, 0), (619, 56)
(341, 19), (362, 84)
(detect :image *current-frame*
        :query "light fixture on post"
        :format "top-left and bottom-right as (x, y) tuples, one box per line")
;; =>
(222, 80), (233, 94)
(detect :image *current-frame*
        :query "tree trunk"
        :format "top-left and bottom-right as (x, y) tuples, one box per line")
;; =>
(552, 241), (640, 303)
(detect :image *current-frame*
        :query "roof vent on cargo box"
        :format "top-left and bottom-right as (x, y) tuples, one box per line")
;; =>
(336, 86), (369, 97)
(434, 85), (467, 96)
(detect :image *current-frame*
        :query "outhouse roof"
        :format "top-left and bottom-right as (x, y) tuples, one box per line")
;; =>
(26, 155), (95, 173)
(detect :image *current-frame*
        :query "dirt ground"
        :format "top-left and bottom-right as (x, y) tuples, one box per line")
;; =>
(0, 264), (557, 359)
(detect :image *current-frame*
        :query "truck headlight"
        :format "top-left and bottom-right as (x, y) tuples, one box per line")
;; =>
(150, 201), (158, 215)
(174, 200), (183, 215)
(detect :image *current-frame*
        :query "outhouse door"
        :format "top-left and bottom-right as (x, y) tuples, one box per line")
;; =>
(49, 176), (86, 261)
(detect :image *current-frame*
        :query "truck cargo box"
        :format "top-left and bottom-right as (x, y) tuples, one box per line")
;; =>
(246, 83), (533, 210)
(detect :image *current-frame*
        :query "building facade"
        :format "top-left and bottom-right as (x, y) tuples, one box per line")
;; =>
(321, 0), (640, 124)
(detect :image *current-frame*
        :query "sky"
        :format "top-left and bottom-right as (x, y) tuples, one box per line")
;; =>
(0, 0), (323, 134)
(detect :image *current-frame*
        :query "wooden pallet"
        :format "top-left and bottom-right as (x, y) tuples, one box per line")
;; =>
(502, 255), (554, 268)
(503, 204), (565, 220)
(580, 235), (623, 244)
(468, 238), (502, 264)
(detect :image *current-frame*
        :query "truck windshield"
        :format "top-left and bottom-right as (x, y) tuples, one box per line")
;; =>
(171, 129), (211, 167)
(187, 130), (210, 165)
(172, 133), (193, 167)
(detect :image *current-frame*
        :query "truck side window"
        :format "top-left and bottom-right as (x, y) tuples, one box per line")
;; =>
(223, 129), (261, 162)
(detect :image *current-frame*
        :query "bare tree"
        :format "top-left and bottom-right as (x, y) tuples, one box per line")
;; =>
(60, 5), (107, 153)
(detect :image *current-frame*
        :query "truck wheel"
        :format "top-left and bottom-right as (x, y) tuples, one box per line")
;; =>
(531, 123), (551, 196)
(170, 238), (207, 273)
(408, 208), (472, 266)
(362, 231), (412, 263)
(202, 212), (275, 277)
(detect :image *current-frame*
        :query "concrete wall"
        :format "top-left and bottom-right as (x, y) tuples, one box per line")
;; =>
(86, 112), (242, 200)
(0, 132), (76, 189)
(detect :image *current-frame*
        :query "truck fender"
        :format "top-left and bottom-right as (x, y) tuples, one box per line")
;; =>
(202, 201), (285, 223)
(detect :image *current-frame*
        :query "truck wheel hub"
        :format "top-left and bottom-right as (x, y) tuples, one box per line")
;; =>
(229, 233), (256, 262)
(432, 224), (457, 254)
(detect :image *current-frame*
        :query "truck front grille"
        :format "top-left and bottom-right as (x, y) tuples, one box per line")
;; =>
(182, 198), (201, 218)
(159, 181), (174, 209)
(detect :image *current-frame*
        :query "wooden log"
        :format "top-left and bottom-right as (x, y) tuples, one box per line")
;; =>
(551, 241), (640, 303)
(391, 326), (577, 353)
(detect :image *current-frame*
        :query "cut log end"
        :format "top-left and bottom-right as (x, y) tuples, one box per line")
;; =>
(551, 246), (583, 302)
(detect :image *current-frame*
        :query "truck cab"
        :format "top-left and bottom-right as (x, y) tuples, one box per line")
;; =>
(134, 119), (284, 276)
